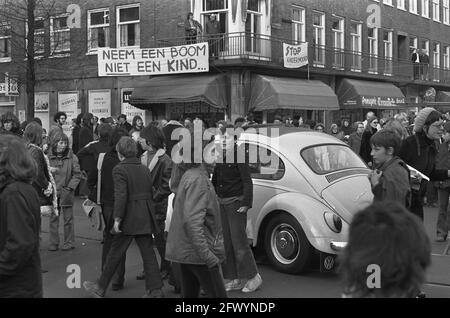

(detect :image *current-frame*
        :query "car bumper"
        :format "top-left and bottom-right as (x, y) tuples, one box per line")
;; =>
(330, 241), (347, 252)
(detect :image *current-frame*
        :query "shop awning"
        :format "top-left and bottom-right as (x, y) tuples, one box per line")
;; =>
(249, 75), (339, 111)
(337, 78), (406, 109)
(129, 74), (228, 109)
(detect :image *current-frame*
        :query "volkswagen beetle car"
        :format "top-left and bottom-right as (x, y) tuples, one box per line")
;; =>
(166, 125), (373, 274)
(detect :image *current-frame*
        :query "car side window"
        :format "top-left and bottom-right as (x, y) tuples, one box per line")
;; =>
(244, 143), (285, 180)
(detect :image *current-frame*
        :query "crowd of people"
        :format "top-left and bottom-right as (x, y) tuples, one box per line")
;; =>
(0, 105), (449, 298)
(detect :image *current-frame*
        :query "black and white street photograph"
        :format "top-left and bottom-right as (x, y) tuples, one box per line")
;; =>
(1, 0), (450, 305)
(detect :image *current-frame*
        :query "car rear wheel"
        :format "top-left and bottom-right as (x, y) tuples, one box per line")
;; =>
(264, 213), (313, 274)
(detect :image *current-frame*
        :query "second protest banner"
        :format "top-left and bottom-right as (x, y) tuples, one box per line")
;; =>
(98, 42), (209, 77)
(283, 42), (309, 69)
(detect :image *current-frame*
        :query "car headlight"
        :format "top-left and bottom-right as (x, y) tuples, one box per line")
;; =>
(323, 212), (342, 233)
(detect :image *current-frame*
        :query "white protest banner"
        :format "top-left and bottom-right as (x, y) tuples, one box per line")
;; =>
(122, 89), (146, 126)
(98, 42), (209, 77)
(58, 91), (79, 139)
(283, 42), (309, 68)
(88, 89), (111, 119)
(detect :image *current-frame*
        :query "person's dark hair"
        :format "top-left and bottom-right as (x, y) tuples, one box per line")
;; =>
(246, 112), (255, 122)
(117, 114), (127, 121)
(75, 113), (84, 126)
(31, 117), (42, 127)
(365, 116), (378, 132)
(314, 123), (325, 131)
(20, 120), (29, 132)
(50, 131), (70, 157)
(339, 201), (431, 298)
(108, 128), (129, 148)
(82, 113), (94, 128)
(305, 119), (316, 129)
(0, 134), (37, 186)
(370, 130), (401, 156)
(234, 117), (245, 126)
(140, 124), (165, 150)
(1, 112), (20, 132)
(186, 12), (193, 19)
(54, 111), (67, 123)
(132, 115), (143, 127)
(274, 114), (282, 122)
(423, 110), (442, 128)
(116, 136), (137, 158)
(23, 122), (43, 146)
(97, 124), (112, 142)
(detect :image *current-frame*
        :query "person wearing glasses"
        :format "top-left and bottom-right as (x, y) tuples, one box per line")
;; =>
(359, 116), (379, 166)
(399, 107), (450, 220)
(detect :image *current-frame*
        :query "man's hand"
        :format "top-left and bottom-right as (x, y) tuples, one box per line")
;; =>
(237, 206), (249, 214)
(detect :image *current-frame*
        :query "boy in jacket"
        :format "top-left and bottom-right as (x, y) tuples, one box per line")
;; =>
(48, 132), (81, 251)
(368, 130), (411, 208)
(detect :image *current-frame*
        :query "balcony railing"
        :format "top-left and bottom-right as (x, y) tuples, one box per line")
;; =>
(154, 32), (450, 84)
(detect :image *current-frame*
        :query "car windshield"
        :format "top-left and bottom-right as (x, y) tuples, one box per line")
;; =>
(301, 144), (367, 174)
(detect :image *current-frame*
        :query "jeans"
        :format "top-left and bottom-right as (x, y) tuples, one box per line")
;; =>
(98, 233), (162, 292)
(178, 263), (227, 298)
(101, 205), (125, 286)
(220, 200), (258, 280)
(437, 188), (450, 236)
(49, 206), (74, 248)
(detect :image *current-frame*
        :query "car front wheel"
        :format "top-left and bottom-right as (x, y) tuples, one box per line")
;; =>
(264, 213), (313, 274)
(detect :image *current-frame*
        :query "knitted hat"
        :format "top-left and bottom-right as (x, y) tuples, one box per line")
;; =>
(413, 107), (438, 133)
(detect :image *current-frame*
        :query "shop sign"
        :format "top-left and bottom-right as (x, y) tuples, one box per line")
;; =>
(58, 91), (79, 138)
(121, 89), (146, 125)
(283, 43), (308, 68)
(361, 96), (406, 107)
(98, 43), (209, 77)
(88, 89), (111, 119)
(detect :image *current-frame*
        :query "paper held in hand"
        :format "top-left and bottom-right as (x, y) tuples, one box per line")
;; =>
(407, 164), (430, 182)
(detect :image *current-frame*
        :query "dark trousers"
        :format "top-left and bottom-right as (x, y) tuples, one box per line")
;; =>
(101, 205), (125, 285)
(98, 233), (162, 292)
(178, 263), (227, 298)
(411, 189), (425, 221)
(154, 220), (170, 272)
(220, 200), (258, 280)
(437, 188), (450, 236)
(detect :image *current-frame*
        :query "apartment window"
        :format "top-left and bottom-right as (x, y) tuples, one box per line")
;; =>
(410, 0), (418, 13)
(292, 6), (305, 43)
(0, 23), (11, 61)
(383, 0), (393, 5)
(383, 30), (393, 75)
(443, 45), (450, 69)
(50, 15), (70, 55)
(25, 18), (45, 57)
(331, 16), (344, 68)
(368, 27), (378, 73)
(88, 8), (110, 53)
(398, 0), (406, 9)
(421, 39), (430, 54)
(201, 0), (228, 37)
(203, 0), (228, 10)
(245, 1), (262, 53)
(410, 36), (418, 50)
(312, 11), (325, 66)
(350, 22), (362, 70)
(444, 0), (449, 23)
(117, 4), (140, 48)
(433, 0), (440, 20)
(422, 0), (430, 17)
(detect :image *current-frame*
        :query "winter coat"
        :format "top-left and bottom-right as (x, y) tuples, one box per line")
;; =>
(166, 165), (224, 268)
(78, 126), (93, 155)
(359, 127), (377, 164)
(113, 157), (159, 235)
(87, 149), (120, 207)
(372, 157), (411, 208)
(434, 140), (450, 188)
(77, 139), (110, 174)
(48, 151), (82, 207)
(72, 125), (81, 154)
(27, 144), (52, 206)
(0, 181), (42, 298)
(348, 132), (363, 155)
(399, 131), (448, 182)
(141, 150), (172, 221)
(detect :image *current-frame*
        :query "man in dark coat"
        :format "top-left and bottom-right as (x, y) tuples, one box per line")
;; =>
(419, 49), (430, 80)
(205, 14), (221, 58)
(83, 136), (163, 298)
(117, 114), (132, 133)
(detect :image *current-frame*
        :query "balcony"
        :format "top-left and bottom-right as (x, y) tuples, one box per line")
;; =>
(155, 32), (450, 86)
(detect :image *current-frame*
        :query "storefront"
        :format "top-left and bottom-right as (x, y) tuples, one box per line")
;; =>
(248, 74), (340, 125)
(336, 78), (407, 124)
(129, 74), (227, 127)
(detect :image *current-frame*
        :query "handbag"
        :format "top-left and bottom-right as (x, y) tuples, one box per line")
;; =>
(82, 153), (106, 231)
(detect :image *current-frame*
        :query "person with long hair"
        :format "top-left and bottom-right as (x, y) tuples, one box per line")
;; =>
(0, 112), (21, 136)
(48, 132), (81, 251)
(72, 113), (84, 154)
(359, 116), (379, 166)
(339, 201), (430, 298)
(0, 135), (43, 297)
(129, 115), (144, 136)
(184, 12), (202, 44)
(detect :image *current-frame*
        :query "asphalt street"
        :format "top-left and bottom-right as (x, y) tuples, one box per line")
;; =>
(39, 198), (450, 298)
